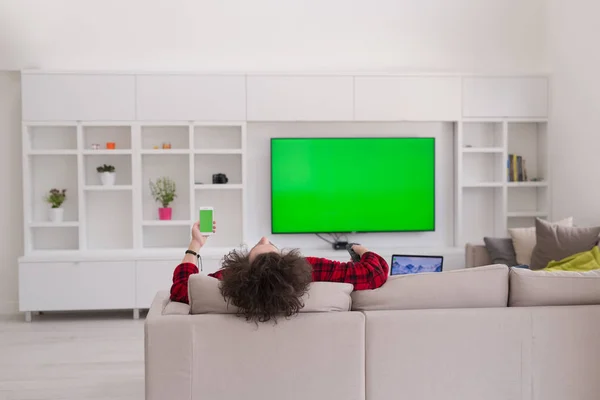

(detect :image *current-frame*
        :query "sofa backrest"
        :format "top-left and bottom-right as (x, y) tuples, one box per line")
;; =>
(352, 264), (509, 311)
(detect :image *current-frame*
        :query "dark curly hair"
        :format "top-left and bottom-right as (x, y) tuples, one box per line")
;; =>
(219, 249), (313, 323)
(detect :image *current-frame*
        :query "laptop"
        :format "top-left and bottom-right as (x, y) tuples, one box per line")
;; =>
(390, 254), (444, 276)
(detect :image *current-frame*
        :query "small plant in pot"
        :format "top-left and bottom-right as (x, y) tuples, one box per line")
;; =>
(149, 177), (176, 220)
(97, 164), (116, 186)
(45, 188), (67, 223)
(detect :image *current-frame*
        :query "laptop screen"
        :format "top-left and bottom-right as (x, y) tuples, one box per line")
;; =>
(391, 255), (443, 275)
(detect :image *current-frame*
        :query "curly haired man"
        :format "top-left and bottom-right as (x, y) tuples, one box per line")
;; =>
(170, 221), (389, 323)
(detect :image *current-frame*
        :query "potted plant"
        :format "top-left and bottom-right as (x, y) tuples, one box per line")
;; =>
(149, 177), (177, 220)
(96, 164), (116, 186)
(45, 188), (67, 223)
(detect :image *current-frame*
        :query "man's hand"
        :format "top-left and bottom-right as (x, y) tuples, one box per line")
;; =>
(190, 220), (216, 251)
(351, 244), (369, 258)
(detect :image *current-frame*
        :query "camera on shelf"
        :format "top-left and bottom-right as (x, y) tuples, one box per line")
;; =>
(212, 173), (229, 184)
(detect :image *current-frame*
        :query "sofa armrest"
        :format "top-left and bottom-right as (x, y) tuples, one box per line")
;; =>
(465, 243), (492, 268)
(145, 291), (193, 400)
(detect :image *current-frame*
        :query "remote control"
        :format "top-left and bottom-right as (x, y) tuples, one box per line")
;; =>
(346, 243), (361, 262)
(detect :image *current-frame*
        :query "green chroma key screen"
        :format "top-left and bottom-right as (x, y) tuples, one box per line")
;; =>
(270, 137), (435, 233)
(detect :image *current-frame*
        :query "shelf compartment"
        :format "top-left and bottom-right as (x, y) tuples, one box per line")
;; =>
(507, 122), (548, 183)
(28, 126), (78, 151)
(142, 154), (191, 222)
(30, 155), (79, 223)
(194, 125), (242, 151)
(83, 126), (132, 150)
(141, 126), (189, 150)
(194, 149), (243, 155)
(462, 152), (504, 186)
(82, 150), (133, 155)
(143, 225), (191, 249)
(194, 154), (242, 185)
(507, 186), (548, 218)
(461, 187), (504, 244)
(84, 154), (133, 186)
(85, 191), (133, 250)
(195, 189), (242, 248)
(32, 226), (79, 251)
(463, 122), (503, 148)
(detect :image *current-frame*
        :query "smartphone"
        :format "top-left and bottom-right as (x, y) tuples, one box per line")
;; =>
(199, 207), (214, 235)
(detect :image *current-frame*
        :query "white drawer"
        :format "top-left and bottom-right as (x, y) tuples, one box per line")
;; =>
(19, 261), (135, 311)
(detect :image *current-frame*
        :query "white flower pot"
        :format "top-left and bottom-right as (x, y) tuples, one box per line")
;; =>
(49, 207), (64, 223)
(99, 172), (116, 186)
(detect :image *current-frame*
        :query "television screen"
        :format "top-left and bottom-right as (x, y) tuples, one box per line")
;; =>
(271, 137), (435, 234)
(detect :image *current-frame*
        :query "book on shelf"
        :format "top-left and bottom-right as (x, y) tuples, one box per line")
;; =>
(507, 154), (528, 182)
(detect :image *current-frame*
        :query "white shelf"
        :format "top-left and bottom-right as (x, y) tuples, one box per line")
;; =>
(83, 150), (132, 155)
(84, 185), (133, 191)
(142, 220), (193, 227)
(140, 149), (191, 155)
(507, 181), (548, 188)
(29, 221), (79, 228)
(507, 211), (548, 218)
(462, 182), (504, 188)
(194, 184), (243, 190)
(462, 147), (503, 153)
(194, 149), (242, 155)
(28, 150), (78, 156)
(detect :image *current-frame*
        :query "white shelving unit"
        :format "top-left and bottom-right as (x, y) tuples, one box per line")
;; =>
(18, 72), (549, 319)
(456, 120), (549, 244)
(23, 122), (246, 253)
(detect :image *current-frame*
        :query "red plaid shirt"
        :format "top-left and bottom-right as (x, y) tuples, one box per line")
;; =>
(170, 252), (389, 304)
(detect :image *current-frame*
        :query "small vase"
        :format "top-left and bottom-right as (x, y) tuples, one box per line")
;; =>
(49, 207), (64, 223)
(158, 207), (172, 220)
(99, 172), (116, 186)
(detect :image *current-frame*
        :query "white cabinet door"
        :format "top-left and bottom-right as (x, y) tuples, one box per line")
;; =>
(136, 260), (178, 308)
(354, 77), (462, 121)
(22, 74), (136, 121)
(247, 76), (354, 121)
(19, 261), (136, 311)
(463, 77), (548, 118)
(136, 75), (246, 121)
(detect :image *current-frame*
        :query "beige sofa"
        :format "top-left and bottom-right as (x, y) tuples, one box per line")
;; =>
(145, 264), (600, 400)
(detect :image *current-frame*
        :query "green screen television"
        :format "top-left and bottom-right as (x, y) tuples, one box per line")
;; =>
(271, 137), (435, 234)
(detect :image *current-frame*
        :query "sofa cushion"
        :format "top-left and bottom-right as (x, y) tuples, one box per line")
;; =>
(530, 218), (600, 270)
(509, 267), (600, 306)
(351, 264), (509, 311)
(508, 217), (573, 266)
(188, 274), (353, 315)
(483, 237), (518, 266)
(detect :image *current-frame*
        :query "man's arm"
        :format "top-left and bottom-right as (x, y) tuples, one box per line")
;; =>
(169, 221), (218, 304)
(306, 245), (389, 290)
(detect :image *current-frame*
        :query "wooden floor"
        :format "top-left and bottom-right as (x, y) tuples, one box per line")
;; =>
(0, 312), (145, 400)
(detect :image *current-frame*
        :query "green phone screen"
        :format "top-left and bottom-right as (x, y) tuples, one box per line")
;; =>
(199, 209), (213, 233)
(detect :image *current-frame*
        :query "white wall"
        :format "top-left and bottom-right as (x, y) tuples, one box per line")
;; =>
(546, 0), (600, 226)
(247, 122), (454, 250)
(0, 72), (23, 315)
(0, 0), (547, 72)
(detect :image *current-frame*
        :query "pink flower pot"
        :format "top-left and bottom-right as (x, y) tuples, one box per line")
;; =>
(158, 207), (172, 220)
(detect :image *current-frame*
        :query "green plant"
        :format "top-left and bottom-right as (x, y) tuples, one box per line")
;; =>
(96, 164), (115, 173)
(45, 188), (66, 208)
(149, 177), (177, 208)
